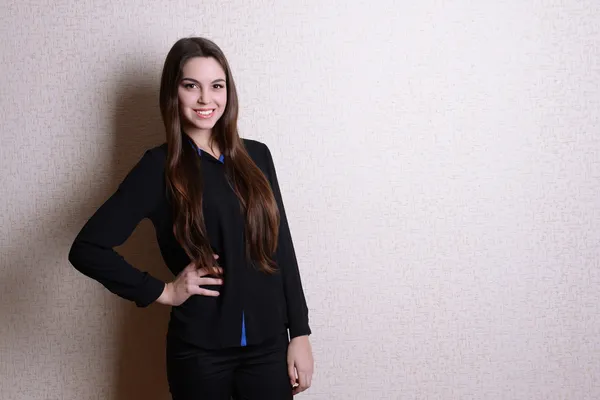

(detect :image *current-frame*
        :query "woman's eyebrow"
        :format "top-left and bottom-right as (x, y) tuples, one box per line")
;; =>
(181, 77), (226, 84)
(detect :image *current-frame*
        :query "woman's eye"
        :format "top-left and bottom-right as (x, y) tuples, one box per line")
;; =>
(183, 83), (197, 89)
(214, 84), (225, 89)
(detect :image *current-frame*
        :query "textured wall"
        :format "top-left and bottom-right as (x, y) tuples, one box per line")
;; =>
(1, 1), (599, 399)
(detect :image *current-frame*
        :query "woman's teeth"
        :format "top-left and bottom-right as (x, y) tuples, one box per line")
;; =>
(196, 109), (215, 118)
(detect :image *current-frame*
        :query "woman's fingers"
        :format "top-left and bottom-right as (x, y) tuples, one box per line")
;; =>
(177, 255), (223, 298)
(198, 277), (223, 286)
(293, 371), (310, 395)
(196, 267), (224, 277)
(183, 253), (219, 274)
(186, 281), (221, 297)
(185, 274), (223, 297)
(287, 363), (297, 388)
(194, 287), (221, 297)
(186, 275), (223, 286)
(169, 256), (224, 303)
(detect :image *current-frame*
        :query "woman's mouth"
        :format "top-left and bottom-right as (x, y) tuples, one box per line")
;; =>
(194, 109), (215, 119)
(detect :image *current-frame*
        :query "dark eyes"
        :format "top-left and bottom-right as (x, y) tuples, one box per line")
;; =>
(182, 83), (225, 90)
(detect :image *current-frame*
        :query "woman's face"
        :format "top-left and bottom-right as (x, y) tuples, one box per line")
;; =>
(178, 56), (227, 135)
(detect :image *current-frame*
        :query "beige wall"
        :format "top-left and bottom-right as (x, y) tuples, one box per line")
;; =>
(1, 1), (599, 399)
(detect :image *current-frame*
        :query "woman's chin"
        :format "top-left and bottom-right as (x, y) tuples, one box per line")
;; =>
(193, 121), (217, 130)
(183, 120), (218, 133)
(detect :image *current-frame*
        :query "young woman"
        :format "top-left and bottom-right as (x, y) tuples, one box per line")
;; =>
(68, 37), (313, 399)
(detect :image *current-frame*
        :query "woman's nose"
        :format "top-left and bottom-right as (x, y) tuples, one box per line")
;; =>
(197, 90), (208, 104)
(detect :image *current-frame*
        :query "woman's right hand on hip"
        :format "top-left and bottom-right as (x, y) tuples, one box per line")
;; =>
(156, 254), (223, 306)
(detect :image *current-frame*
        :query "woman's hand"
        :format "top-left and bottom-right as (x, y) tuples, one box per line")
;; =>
(287, 335), (314, 395)
(156, 254), (223, 306)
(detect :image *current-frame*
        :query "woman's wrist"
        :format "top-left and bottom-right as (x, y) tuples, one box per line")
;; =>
(155, 282), (172, 305)
(290, 335), (310, 343)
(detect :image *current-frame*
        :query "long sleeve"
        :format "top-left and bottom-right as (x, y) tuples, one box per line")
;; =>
(262, 144), (311, 338)
(68, 149), (166, 307)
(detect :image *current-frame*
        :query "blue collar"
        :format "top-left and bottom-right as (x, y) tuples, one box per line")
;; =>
(187, 138), (225, 163)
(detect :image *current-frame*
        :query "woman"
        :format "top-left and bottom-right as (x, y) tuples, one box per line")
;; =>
(68, 37), (313, 399)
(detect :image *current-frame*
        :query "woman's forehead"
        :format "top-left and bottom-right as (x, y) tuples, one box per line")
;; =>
(181, 57), (226, 80)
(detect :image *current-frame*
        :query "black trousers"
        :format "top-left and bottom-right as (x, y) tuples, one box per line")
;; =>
(166, 331), (293, 400)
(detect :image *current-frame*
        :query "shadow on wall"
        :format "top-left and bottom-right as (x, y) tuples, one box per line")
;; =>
(109, 77), (173, 400)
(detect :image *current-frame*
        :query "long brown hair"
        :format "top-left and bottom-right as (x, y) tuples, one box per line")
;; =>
(159, 37), (279, 275)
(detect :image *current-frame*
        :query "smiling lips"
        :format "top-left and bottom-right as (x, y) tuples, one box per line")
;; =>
(194, 109), (215, 119)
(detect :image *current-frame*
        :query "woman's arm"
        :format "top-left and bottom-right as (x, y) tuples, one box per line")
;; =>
(262, 143), (311, 339)
(68, 149), (166, 307)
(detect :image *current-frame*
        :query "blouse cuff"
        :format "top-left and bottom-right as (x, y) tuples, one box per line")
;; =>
(134, 274), (166, 308)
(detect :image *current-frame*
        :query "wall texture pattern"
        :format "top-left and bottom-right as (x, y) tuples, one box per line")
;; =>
(1, 1), (599, 399)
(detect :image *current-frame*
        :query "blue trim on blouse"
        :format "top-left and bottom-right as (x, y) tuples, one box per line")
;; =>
(241, 311), (247, 346)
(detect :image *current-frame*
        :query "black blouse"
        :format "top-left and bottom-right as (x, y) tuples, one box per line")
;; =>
(68, 138), (311, 350)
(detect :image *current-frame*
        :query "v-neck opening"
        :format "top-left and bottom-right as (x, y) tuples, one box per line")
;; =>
(185, 136), (224, 164)
(202, 151), (225, 163)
